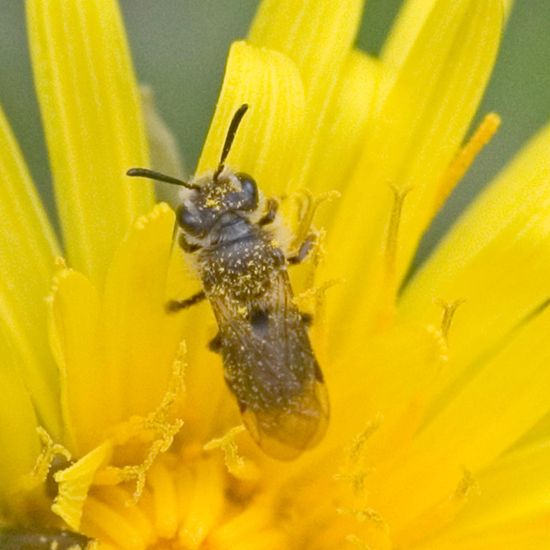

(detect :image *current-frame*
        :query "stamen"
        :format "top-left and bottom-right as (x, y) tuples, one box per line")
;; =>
(385, 185), (412, 283)
(334, 469), (371, 495)
(336, 414), (384, 496)
(380, 185), (412, 328)
(453, 468), (478, 502)
(81, 343), (186, 509)
(338, 507), (388, 530)
(348, 413), (384, 463)
(437, 298), (466, 343)
(32, 427), (72, 481)
(204, 425), (259, 481)
(433, 113), (501, 215)
(291, 190), (340, 251)
(396, 469), (478, 548)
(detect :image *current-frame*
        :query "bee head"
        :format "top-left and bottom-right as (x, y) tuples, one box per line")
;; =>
(176, 169), (259, 237)
(127, 103), (254, 239)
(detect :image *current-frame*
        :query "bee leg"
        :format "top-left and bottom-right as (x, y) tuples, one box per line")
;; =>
(300, 312), (313, 326)
(179, 234), (201, 253)
(258, 198), (279, 226)
(166, 290), (206, 313)
(208, 332), (222, 353)
(287, 234), (316, 265)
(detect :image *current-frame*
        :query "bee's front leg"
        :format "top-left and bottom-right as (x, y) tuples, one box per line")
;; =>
(179, 234), (201, 253)
(287, 234), (316, 265)
(258, 198), (279, 226)
(166, 290), (206, 313)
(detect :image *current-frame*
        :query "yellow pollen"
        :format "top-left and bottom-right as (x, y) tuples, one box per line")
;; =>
(433, 112), (501, 214)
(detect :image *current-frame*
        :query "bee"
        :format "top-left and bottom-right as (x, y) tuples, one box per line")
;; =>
(127, 104), (329, 460)
(0, 527), (91, 549)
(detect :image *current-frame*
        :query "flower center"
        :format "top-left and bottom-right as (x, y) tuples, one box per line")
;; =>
(80, 442), (285, 550)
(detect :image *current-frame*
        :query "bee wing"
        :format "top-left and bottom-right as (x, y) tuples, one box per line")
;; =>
(211, 268), (329, 460)
(0, 528), (90, 549)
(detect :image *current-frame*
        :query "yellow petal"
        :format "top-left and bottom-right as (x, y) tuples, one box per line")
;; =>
(249, 0), (364, 93)
(49, 267), (102, 453)
(249, 0), (365, 193)
(306, 50), (380, 210)
(421, 516), (550, 550)
(197, 41), (304, 196)
(102, 204), (187, 428)
(321, 0), (503, 345)
(377, 303), (550, 533)
(51, 204), (186, 455)
(437, 442), (550, 540)
(326, 322), (446, 445)
(52, 441), (113, 530)
(399, 122), (550, 413)
(383, 0), (503, 277)
(0, 321), (40, 504)
(27, 0), (154, 286)
(0, 105), (61, 435)
(140, 85), (186, 206)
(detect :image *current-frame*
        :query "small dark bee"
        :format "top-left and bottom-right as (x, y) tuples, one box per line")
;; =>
(128, 104), (329, 460)
(0, 527), (91, 549)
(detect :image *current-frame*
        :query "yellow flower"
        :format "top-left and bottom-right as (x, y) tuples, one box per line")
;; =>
(1, 0), (549, 548)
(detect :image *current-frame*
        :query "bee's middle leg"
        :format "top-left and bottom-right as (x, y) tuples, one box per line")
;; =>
(166, 290), (206, 313)
(287, 234), (316, 265)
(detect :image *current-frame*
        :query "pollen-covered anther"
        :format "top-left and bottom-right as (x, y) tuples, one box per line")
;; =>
(203, 425), (260, 481)
(100, 343), (187, 502)
(334, 415), (384, 497)
(347, 413), (384, 463)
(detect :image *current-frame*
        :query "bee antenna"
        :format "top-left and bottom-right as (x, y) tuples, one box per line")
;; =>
(214, 103), (249, 181)
(126, 168), (200, 190)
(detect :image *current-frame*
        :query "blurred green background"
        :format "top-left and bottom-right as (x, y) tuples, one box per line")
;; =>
(1, 1), (549, 258)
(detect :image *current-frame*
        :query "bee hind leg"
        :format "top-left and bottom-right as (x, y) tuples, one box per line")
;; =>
(287, 234), (316, 265)
(166, 290), (205, 313)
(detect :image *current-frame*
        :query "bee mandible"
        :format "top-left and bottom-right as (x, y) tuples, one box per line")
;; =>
(128, 104), (329, 460)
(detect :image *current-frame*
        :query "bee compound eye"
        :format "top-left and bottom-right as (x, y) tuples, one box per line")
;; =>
(235, 172), (258, 211)
(176, 204), (205, 236)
